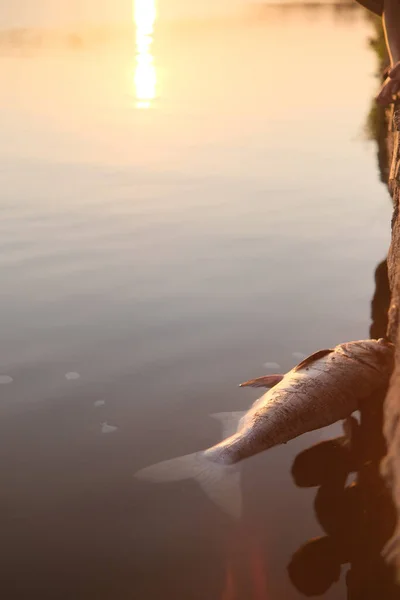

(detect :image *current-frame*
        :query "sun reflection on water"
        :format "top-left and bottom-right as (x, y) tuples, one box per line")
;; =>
(134, 0), (157, 109)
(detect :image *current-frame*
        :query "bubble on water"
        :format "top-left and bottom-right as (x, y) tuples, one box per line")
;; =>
(292, 352), (307, 361)
(263, 362), (281, 370)
(65, 372), (81, 380)
(94, 400), (106, 408)
(101, 422), (118, 434)
(0, 375), (13, 384)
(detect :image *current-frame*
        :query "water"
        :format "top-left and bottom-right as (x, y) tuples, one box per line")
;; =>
(0, 3), (395, 598)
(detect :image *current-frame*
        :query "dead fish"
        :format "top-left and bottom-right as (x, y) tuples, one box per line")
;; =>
(135, 338), (394, 518)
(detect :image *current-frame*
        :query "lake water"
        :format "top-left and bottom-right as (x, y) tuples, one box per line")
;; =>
(0, 3), (396, 599)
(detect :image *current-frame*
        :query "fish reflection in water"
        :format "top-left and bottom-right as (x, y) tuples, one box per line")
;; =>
(136, 339), (393, 518)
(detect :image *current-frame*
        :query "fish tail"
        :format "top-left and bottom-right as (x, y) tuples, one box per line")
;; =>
(135, 451), (242, 519)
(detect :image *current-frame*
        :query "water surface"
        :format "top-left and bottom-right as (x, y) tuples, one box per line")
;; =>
(0, 4), (394, 598)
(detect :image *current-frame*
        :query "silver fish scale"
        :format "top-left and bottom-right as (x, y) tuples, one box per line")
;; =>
(204, 340), (394, 465)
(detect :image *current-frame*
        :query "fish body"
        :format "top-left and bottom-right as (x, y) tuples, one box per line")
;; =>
(204, 338), (394, 465)
(135, 338), (394, 518)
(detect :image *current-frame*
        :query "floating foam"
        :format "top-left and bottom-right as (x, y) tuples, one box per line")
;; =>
(65, 372), (81, 380)
(101, 422), (118, 434)
(0, 375), (13, 384)
(292, 352), (307, 361)
(263, 362), (281, 370)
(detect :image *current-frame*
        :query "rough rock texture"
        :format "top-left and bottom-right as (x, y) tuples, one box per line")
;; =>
(383, 102), (400, 567)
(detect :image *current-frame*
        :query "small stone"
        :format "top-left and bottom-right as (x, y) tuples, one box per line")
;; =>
(65, 372), (80, 380)
(0, 375), (13, 384)
(94, 400), (106, 408)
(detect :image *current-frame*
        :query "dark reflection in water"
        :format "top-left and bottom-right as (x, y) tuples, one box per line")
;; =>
(289, 415), (398, 598)
(370, 259), (390, 339)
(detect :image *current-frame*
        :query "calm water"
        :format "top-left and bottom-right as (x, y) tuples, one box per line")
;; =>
(0, 3), (395, 599)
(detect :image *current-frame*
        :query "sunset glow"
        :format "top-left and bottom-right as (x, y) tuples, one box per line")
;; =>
(134, 0), (157, 109)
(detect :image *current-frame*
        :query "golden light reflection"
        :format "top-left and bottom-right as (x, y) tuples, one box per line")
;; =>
(134, 0), (157, 109)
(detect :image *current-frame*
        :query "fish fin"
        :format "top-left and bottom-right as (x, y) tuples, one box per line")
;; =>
(293, 349), (333, 372)
(135, 452), (242, 519)
(210, 411), (247, 438)
(135, 454), (196, 482)
(196, 462), (241, 519)
(239, 374), (284, 389)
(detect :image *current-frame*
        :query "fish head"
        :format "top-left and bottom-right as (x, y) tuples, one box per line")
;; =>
(342, 338), (394, 370)
(352, 337), (393, 353)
